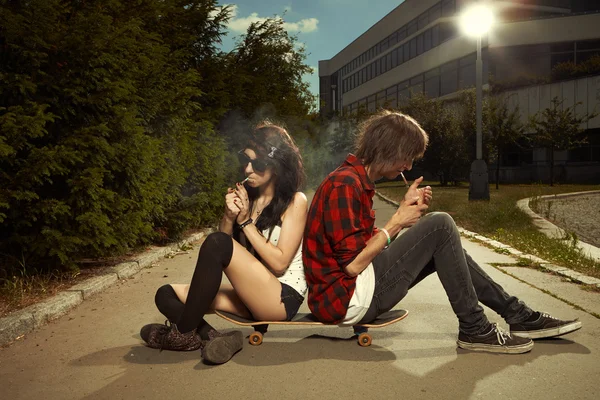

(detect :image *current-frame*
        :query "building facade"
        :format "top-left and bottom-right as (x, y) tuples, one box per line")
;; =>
(319, 0), (600, 183)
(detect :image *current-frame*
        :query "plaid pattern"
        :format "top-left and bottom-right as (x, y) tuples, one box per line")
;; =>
(303, 154), (377, 323)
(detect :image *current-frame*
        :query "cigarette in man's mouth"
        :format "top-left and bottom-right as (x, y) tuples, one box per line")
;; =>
(400, 172), (409, 187)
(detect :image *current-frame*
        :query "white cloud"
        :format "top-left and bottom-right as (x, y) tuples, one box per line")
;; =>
(223, 4), (319, 34)
(283, 18), (319, 33)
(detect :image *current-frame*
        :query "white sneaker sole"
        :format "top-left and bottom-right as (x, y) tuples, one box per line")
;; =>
(457, 339), (534, 354)
(512, 320), (582, 339)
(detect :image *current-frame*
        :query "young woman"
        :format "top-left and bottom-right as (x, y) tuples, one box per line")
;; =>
(140, 122), (308, 364)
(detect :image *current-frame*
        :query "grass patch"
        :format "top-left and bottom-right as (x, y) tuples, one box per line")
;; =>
(377, 182), (600, 279)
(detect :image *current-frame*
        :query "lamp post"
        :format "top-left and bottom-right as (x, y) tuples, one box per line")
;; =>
(460, 3), (494, 200)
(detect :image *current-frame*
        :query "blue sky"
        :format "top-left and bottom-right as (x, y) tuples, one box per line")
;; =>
(217, 1), (406, 107)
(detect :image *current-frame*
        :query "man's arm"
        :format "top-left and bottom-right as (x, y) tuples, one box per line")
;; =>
(343, 196), (428, 277)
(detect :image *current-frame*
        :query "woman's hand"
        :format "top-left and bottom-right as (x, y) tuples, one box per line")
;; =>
(234, 182), (251, 224)
(224, 188), (241, 221)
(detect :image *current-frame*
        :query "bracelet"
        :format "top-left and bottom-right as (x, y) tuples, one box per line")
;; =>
(381, 228), (391, 247)
(238, 218), (253, 229)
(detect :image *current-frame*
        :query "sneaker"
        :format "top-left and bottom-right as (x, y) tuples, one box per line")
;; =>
(457, 323), (534, 354)
(140, 321), (203, 351)
(201, 329), (244, 365)
(510, 312), (582, 339)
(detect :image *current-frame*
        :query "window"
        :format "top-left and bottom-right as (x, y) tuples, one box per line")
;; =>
(407, 20), (418, 36)
(442, 0), (455, 17)
(424, 29), (432, 52)
(440, 22), (456, 43)
(440, 68), (458, 95)
(398, 80), (410, 105)
(386, 53), (392, 71)
(389, 31), (398, 47)
(429, 3), (442, 21)
(432, 25), (440, 47)
(397, 27), (407, 42)
(418, 13), (429, 30)
(358, 70), (363, 86)
(410, 38), (417, 59)
(417, 34), (424, 55)
(375, 59), (380, 77)
(367, 64), (372, 80)
(398, 45), (404, 65)
(386, 85), (397, 96)
(404, 43), (410, 63)
(377, 90), (386, 107)
(424, 77), (440, 98)
(459, 62), (476, 89)
(381, 38), (389, 52)
(392, 48), (399, 68)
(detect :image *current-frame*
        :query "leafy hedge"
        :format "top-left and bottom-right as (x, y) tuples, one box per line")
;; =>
(0, 1), (232, 274)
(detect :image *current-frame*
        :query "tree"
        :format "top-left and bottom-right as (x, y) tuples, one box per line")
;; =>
(0, 0), (231, 273)
(225, 17), (316, 120)
(529, 96), (596, 186)
(484, 95), (526, 189)
(401, 93), (470, 186)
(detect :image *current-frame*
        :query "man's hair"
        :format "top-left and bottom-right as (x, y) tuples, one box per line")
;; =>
(354, 110), (429, 170)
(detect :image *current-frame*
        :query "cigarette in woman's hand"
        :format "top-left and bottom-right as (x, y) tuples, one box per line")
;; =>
(400, 172), (409, 187)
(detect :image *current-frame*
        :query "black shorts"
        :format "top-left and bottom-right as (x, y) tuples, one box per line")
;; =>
(280, 283), (304, 321)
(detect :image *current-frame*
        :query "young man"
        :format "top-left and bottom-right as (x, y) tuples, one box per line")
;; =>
(303, 110), (582, 354)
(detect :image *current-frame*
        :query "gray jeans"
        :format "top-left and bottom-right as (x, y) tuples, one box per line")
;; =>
(358, 212), (532, 335)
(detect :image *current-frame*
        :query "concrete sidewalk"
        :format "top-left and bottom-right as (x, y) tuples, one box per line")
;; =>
(1, 196), (599, 399)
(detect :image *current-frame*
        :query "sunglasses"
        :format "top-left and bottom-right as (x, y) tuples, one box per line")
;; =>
(237, 150), (269, 173)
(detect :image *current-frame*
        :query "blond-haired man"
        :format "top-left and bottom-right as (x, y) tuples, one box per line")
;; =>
(303, 110), (581, 354)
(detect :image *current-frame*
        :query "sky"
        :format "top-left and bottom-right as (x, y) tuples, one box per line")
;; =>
(216, 0), (406, 107)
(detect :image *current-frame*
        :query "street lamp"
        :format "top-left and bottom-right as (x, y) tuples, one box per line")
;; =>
(460, 2), (494, 200)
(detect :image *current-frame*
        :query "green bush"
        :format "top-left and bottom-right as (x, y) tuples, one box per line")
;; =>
(0, 1), (229, 274)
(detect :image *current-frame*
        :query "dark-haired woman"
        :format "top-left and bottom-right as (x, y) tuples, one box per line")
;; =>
(140, 122), (308, 364)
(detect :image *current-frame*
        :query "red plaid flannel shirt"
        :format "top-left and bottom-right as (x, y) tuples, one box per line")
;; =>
(303, 154), (378, 323)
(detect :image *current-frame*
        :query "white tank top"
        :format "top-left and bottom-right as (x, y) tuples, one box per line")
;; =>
(263, 225), (307, 297)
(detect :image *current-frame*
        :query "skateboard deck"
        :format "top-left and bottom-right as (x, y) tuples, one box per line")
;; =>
(215, 309), (408, 347)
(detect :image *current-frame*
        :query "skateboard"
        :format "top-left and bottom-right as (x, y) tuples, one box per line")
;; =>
(215, 309), (408, 347)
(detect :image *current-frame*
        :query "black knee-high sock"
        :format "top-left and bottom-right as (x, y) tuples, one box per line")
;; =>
(155, 284), (184, 323)
(176, 232), (233, 334)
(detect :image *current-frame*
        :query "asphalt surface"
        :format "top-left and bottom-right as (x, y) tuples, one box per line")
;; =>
(1, 196), (599, 400)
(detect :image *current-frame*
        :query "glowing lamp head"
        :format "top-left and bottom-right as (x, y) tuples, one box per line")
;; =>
(459, 3), (495, 38)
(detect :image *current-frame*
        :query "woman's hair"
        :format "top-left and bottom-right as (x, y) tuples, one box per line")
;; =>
(354, 110), (429, 170)
(244, 121), (306, 232)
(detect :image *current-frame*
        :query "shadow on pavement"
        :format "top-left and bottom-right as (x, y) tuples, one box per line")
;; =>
(71, 337), (590, 400)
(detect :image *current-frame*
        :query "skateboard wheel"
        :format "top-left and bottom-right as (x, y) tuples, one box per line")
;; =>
(358, 333), (372, 347)
(249, 332), (263, 346)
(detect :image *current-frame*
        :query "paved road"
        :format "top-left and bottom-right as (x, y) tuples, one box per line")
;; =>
(534, 192), (600, 248)
(1, 197), (599, 400)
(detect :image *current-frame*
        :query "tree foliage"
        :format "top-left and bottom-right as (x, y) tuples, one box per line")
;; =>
(529, 96), (596, 186)
(400, 93), (470, 186)
(0, 0), (315, 276)
(484, 95), (526, 189)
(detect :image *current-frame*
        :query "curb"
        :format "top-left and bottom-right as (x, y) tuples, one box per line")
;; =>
(516, 191), (600, 262)
(374, 191), (600, 289)
(0, 228), (215, 347)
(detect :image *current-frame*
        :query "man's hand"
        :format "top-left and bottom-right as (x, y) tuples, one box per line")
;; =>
(404, 176), (432, 206)
(418, 186), (433, 205)
(390, 196), (428, 230)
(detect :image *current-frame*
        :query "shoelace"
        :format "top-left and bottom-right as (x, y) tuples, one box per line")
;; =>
(540, 312), (557, 320)
(491, 324), (512, 346)
(158, 320), (173, 352)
